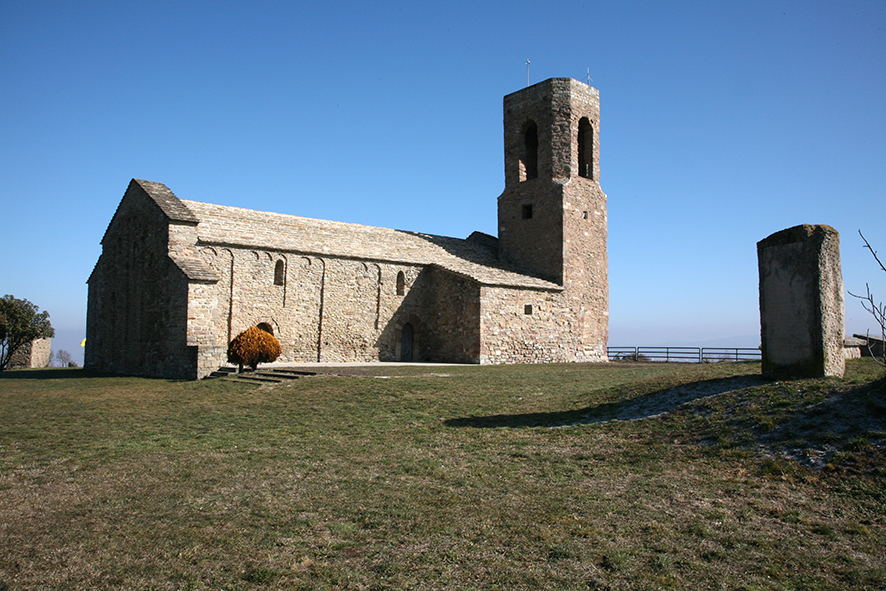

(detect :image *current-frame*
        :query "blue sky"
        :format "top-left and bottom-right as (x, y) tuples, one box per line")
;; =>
(2, 0), (884, 364)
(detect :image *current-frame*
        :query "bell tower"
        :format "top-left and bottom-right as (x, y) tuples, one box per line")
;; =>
(497, 77), (608, 359)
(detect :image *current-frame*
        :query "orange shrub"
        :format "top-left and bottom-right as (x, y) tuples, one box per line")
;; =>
(227, 326), (282, 370)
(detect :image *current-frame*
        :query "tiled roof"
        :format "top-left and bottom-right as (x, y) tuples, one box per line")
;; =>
(181, 199), (560, 290)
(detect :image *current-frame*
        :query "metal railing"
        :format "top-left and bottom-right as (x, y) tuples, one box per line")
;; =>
(608, 346), (761, 363)
(700, 347), (762, 362)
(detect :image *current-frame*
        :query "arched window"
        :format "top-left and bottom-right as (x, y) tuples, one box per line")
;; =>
(274, 260), (285, 285)
(578, 117), (594, 180)
(396, 271), (406, 296)
(521, 121), (538, 181)
(257, 322), (274, 335)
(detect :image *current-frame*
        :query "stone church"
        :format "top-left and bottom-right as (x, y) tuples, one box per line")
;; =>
(85, 78), (609, 379)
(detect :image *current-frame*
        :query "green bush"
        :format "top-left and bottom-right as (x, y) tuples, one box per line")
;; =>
(227, 326), (282, 370)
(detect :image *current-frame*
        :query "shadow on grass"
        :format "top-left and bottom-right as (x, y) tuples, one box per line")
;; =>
(0, 367), (207, 382)
(444, 375), (768, 428)
(0, 368), (99, 380)
(758, 375), (886, 469)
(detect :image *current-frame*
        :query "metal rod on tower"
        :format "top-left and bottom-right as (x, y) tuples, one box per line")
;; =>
(526, 60), (530, 86)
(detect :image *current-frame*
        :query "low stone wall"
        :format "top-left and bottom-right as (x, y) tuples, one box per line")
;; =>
(844, 338), (864, 360)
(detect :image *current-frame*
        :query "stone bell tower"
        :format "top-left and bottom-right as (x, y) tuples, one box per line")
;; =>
(497, 77), (609, 359)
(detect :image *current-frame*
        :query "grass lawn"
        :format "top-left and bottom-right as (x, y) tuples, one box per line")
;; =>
(1, 360), (884, 590)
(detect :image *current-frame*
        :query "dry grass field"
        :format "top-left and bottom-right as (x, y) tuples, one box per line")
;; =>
(1, 360), (884, 590)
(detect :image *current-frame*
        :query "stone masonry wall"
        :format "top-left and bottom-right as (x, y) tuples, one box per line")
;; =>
(425, 268), (482, 363)
(8, 338), (51, 369)
(497, 78), (608, 362)
(191, 244), (444, 373)
(498, 180), (565, 284)
(563, 177), (609, 362)
(479, 286), (603, 364)
(192, 242), (610, 370)
(86, 187), (197, 379)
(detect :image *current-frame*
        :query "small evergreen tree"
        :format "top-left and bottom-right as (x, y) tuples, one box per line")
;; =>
(227, 326), (282, 371)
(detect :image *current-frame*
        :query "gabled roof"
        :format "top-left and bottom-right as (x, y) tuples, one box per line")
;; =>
(133, 179), (199, 224)
(180, 199), (560, 291)
(100, 179), (198, 244)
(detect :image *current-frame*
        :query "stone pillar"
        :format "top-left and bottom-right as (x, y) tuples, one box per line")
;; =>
(757, 224), (844, 378)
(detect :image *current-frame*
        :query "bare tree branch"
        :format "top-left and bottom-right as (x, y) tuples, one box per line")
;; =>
(848, 231), (886, 368)
(859, 230), (886, 274)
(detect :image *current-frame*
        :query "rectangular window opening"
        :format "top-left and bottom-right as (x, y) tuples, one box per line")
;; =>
(524, 304), (533, 315)
(521, 204), (533, 220)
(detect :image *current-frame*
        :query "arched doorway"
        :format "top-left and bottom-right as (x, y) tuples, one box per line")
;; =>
(400, 322), (413, 362)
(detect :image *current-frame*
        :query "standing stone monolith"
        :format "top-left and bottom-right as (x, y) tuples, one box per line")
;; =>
(757, 224), (844, 378)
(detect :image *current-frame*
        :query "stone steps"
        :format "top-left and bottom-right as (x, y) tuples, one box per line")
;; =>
(208, 366), (316, 384)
